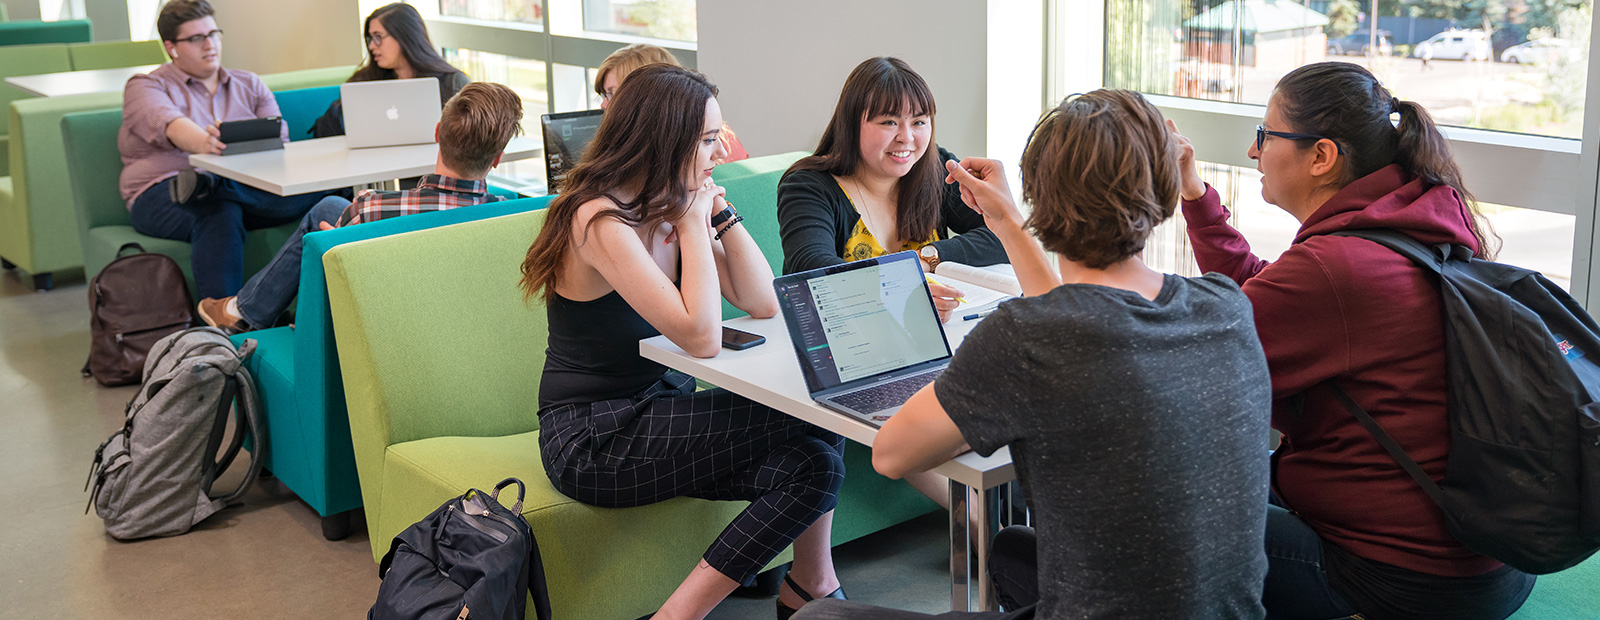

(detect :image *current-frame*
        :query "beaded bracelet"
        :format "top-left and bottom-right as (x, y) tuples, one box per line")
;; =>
(713, 215), (745, 241)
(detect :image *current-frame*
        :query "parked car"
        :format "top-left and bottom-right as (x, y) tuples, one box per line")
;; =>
(1328, 30), (1394, 56)
(1501, 37), (1576, 63)
(1414, 29), (1493, 61)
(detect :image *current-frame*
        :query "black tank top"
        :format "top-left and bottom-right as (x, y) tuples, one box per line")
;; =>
(539, 290), (669, 409)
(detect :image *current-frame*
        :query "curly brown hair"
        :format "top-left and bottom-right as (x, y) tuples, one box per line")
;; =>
(1021, 89), (1179, 269)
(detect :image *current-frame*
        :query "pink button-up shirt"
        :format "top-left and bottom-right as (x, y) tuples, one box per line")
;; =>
(118, 63), (287, 207)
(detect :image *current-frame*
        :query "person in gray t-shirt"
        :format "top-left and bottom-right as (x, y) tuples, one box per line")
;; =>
(795, 89), (1271, 620)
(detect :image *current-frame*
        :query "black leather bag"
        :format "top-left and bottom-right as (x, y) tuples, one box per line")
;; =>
(370, 478), (552, 620)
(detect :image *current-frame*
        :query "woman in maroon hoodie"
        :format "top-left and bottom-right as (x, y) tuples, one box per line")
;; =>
(1170, 62), (1534, 619)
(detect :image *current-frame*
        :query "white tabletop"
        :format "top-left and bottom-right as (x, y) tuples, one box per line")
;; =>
(188, 135), (542, 196)
(3, 65), (159, 98)
(640, 313), (1015, 491)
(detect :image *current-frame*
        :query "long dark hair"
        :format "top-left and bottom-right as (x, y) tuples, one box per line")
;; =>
(785, 57), (941, 245)
(350, 3), (462, 97)
(1274, 61), (1497, 258)
(520, 64), (718, 301)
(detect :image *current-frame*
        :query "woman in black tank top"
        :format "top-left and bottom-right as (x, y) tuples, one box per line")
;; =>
(520, 65), (848, 620)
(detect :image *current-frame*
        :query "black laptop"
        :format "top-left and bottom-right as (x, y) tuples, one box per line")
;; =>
(772, 251), (953, 426)
(540, 109), (604, 194)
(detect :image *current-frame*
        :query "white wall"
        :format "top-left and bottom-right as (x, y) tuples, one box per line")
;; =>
(2, 0), (43, 20)
(698, 0), (991, 159)
(214, 0), (362, 75)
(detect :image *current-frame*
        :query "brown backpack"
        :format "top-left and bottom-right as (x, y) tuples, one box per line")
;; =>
(83, 244), (198, 386)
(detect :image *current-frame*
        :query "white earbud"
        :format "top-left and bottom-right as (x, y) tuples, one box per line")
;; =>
(171, 50), (180, 60)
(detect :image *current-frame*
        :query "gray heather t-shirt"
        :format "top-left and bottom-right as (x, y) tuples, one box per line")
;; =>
(936, 273), (1271, 619)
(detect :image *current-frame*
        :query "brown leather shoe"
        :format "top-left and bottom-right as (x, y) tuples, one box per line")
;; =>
(197, 297), (248, 334)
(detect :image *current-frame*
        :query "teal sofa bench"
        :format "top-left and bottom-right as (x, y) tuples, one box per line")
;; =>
(0, 19), (91, 46)
(5, 65), (352, 289)
(229, 194), (553, 540)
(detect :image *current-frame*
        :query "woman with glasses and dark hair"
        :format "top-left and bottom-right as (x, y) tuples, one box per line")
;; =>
(310, 2), (470, 137)
(1170, 61), (1533, 620)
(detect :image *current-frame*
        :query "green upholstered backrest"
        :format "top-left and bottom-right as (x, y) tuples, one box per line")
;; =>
(0, 19), (92, 46)
(59, 108), (124, 248)
(261, 65), (355, 93)
(66, 39), (165, 70)
(709, 151), (807, 319)
(325, 209), (550, 524)
(0, 44), (72, 138)
(273, 85), (339, 141)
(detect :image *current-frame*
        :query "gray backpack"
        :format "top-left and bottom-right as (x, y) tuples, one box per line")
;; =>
(86, 327), (265, 540)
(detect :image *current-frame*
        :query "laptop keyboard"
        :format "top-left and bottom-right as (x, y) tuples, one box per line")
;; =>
(832, 368), (944, 414)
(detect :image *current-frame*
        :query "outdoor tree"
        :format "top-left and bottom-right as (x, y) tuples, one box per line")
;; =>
(1326, 0), (1363, 37)
(629, 0), (696, 42)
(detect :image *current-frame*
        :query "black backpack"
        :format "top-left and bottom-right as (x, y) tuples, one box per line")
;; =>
(83, 243), (197, 386)
(371, 478), (552, 620)
(1327, 228), (1600, 574)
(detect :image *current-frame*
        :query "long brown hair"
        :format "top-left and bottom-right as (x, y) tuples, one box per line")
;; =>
(1022, 90), (1179, 269)
(350, 3), (463, 102)
(1274, 62), (1497, 258)
(784, 57), (942, 244)
(520, 64), (719, 301)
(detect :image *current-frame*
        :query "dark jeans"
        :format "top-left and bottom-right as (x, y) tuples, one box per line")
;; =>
(1262, 504), (1360, 620)
(129, 176), (331, 299)
(234, 196), (350, 328)
(790, 526), (1040, 620)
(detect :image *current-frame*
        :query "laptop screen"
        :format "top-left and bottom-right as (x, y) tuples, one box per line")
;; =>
(774, 251), (952, 394)
(541, 110), (604, 193)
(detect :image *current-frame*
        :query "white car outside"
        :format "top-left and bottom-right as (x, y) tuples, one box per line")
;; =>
(1501, 38), (1575, 64)
(1414, 29), (1493, 61)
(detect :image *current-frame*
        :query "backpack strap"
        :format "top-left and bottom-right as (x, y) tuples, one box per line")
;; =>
(1327, 229), (1455, 275)
(114, 242), (147, 259)
(1327, 383), (1451, 512)
(211, 347), (265, 506)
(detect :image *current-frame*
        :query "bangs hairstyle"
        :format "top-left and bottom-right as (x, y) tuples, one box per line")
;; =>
(157, 0), (214, 42)
(785, 57), (942, 245)
(1021, 89), (1179, 269)
(594, 44), (681, 96)
(520, 64), (718, 301)
(438, 82), (524, 177)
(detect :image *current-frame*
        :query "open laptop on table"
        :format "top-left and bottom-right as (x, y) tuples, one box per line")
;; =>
(341, 77), (441, 148)
(541, 109), (603, 194)
(773, 250), (953, 427)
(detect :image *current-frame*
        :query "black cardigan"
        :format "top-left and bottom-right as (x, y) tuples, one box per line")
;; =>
(776, 148), (1009, 275)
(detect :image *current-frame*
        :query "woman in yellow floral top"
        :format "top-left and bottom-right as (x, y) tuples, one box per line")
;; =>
(777, 57), (1009, 319)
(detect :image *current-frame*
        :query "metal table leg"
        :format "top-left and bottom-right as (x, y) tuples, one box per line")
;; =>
(949, 479), (996, 611)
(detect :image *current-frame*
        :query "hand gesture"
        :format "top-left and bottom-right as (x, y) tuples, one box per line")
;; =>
(927, 280), (964, 324)
(944, 158), (1023, 232)
(682, 177), (725, 231)
(1166, 119), (1205, 201)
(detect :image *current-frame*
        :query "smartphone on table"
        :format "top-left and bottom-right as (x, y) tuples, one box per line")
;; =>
(721, 326), (766, 350)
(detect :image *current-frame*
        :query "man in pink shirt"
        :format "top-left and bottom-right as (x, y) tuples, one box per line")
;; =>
(119, 0), (335, 299)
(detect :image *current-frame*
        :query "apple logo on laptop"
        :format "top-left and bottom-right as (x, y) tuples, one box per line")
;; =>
(386, 106), (399, 121)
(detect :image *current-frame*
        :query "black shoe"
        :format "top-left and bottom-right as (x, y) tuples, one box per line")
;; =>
(169, 169), (217, 205)
(776, 573), (846, 620)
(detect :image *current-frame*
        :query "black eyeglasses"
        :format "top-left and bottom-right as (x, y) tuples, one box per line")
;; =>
(1256, 125), (1343, 153)
(365, 32), (389, 46)
(172, 29), (223, 45)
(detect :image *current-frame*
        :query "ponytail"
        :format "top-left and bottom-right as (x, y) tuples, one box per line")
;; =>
(1392, 100), (1498, 258)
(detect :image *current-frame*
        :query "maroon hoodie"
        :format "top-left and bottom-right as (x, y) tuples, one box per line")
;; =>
(1182, 164), (1501, 577)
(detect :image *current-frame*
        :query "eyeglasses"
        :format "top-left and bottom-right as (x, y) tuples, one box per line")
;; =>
(365, 32), (389, 46)
(172, 29), (223, 45)
(1255, 125), (1344, 154)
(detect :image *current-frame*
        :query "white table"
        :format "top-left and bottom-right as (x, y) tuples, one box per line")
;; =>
(641, 313), (1018, 612)
(187, 135), (542, 196)
(3, 64), (159, 98)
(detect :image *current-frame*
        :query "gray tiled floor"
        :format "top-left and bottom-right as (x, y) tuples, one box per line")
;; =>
(0, 269), (949, 619)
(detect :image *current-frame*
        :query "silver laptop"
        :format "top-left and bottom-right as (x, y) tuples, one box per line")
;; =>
(540, 109), (604, 194)
(341, 77), (441, 148)
(773, 250), (953, 427)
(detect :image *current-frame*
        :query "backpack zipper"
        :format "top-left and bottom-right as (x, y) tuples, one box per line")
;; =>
(114, 319), (193, 344)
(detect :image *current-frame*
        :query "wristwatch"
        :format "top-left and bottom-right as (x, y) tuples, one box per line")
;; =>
(919, 244), (941, 270)
(711, 202), (739, 228)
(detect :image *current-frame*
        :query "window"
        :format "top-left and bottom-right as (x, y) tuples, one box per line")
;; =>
(441, 0), (542, 24)
(581, 0), (697, 41)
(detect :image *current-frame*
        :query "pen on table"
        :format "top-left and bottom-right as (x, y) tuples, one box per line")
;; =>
(963, 308), (997, 321)
(924, 274), (968, 304)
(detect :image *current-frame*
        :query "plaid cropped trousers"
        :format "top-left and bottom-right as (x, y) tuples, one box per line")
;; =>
(538, 372), (846, 582)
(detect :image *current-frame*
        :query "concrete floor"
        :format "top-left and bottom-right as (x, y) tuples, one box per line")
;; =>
(0, 269), (950, 619)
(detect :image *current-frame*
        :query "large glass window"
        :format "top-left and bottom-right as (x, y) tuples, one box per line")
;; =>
(1102, 0), (1593, 139)
(441, 0), (542, 25)
(580, 0), (697, 41)
(442, 48), (550, 192)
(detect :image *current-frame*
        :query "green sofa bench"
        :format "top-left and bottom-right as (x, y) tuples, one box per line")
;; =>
(0, 40), (165, 176)
(3, 64), (352, 289)
(324, 155), (935, 619)
(0, 19), (91, 46)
